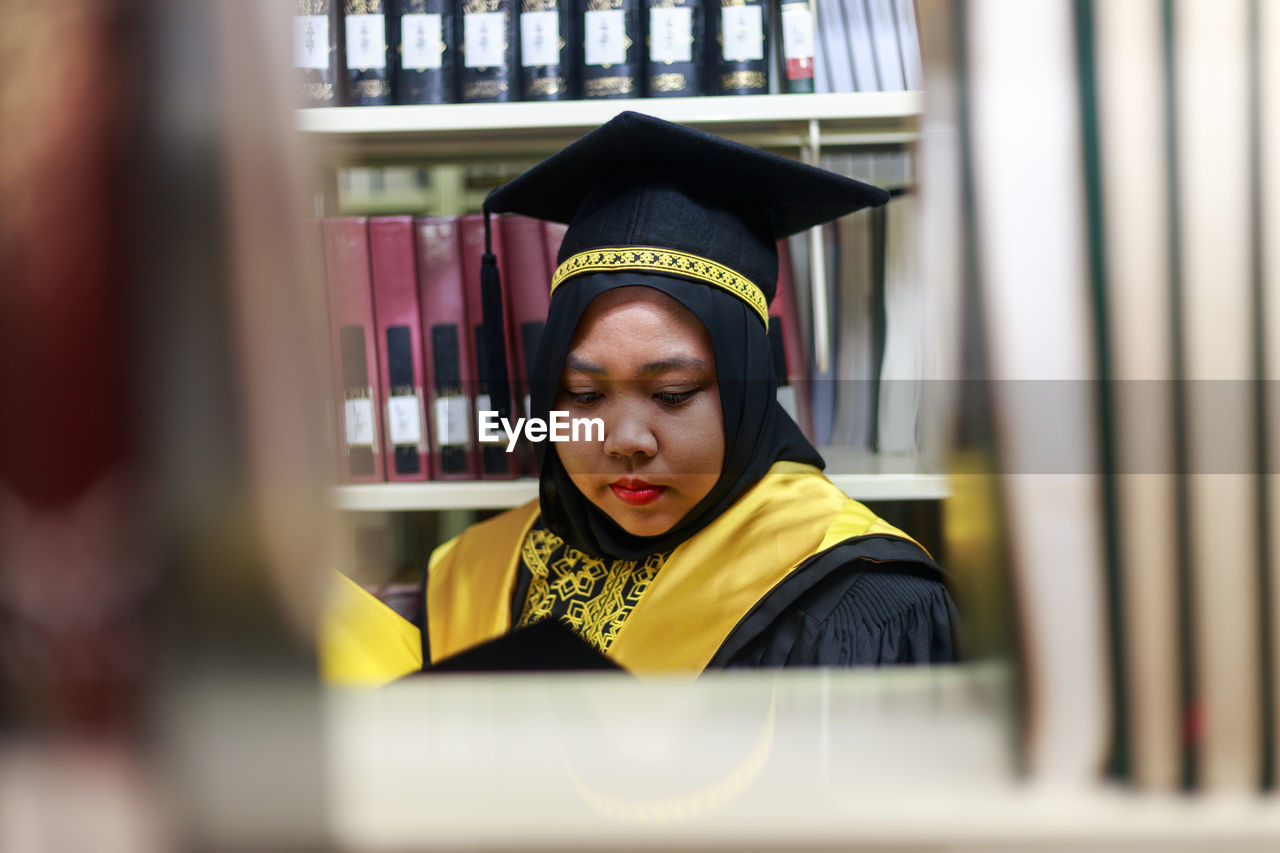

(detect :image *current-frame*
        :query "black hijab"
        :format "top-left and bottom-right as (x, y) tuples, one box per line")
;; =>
(483, 113), (889, 559)
(529, 268), (823, 561)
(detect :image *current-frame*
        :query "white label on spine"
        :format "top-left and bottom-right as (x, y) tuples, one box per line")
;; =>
(720, 5), (764, 62)
(584, 9), (626, 67)
(344, 398), (376, 446)
(776, 385), (799, 422)
(387, 395), (423, 445)
(521, 11), (560, 66)
(649, 7), (693, 65)
(475, 394), (500, 443)
(401, 13), (444, 69)
(465, 12), (507, 68)
(293, 15), (331, 69)
(435, 397), (470, 447)
(345, 14), (388, 69)
(780, 5), (814, 60)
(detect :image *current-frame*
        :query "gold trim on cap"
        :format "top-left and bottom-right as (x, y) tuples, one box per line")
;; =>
(550, 247), (769, 325)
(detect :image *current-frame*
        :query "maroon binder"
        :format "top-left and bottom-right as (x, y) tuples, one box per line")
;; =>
(414, 216), (478, 479)
(460, 213), (520, 479)
(369, 216), (430, 481)
(322, 217), (384, 482)
(772, 238), (814, 441)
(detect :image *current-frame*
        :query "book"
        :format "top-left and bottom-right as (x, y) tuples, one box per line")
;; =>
(1093, 0), (1181, 791)
(646, 0), (704, 97)
(343, 1), (394, 105)
(415, 217), (479, 479)
(808, 220), (839, 446)
(542, 221), (568, 279)
(580, 0), (644, 98)
(815, 0), (854, 93)
(369, 216), (431, 481)
(771, 239), (813, 441)
(520, 0), (575, 99)
(459, 0), (518, 102)
(777, 0), (816, 93)
(460, 214), (520, 479)
(831, 199), (878, 450)
(322, 218), (384, 482)
(709, 0), (769, 95)
(876, 192), (922, 456)
(394, 0), (456, 104)
(864, 0), (905, 91)
(892, 0), (922, 90)
(1174, 0), (1261, 792)
(844, 0), (879, 91)
(501, 215), (553, 421)
(965, 0), (1111, 783)
(1261, 0), (1280, 793)
(293, 0), (342, 106)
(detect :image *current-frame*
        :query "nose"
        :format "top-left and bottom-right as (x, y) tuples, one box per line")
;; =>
(601, 404), (658, 460)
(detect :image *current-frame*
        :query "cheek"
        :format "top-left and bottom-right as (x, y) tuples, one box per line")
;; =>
(664, 397), (725, 477)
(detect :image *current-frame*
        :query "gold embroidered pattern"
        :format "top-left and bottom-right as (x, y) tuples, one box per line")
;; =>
(551, 247), (769, 325)
(517, 528), (666, 653)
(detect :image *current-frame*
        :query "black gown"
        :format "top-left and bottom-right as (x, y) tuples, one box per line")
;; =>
(497, 520), (958, 669)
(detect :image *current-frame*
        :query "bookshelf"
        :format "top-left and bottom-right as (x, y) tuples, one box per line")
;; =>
(332, 472), (950, 512)
(299, 95), (942, 512)
(297, 92), (923, 161)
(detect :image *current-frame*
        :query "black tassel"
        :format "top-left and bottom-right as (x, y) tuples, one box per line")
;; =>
(480, 209), (512, 430)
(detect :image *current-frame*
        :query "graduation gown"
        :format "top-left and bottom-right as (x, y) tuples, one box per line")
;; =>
(321, 462), (956, 684)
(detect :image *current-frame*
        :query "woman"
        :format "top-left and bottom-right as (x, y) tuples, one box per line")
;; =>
(323, 112), (956, 681)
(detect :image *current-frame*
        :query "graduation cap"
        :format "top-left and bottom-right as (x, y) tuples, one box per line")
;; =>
(481, 110), (890, 326)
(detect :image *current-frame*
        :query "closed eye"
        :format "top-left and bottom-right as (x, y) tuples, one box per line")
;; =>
(567, 391), (603, 405)
(654, 390), (695, 405)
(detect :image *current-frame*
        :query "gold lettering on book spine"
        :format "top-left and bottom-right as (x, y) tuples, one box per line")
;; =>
(720, 70), (765, 90)
(295, 0), (329, 14)
(586, 0), (621, 10)
(527, 76), (567, 96)
(353, 79), (391, 98)
(345, 0), (382, 14)
(523, 0), (558, 11)
(584, 76), (634, 96)
(464, 0), (502, 12)
(464, 78), (509, 99)
(649, 72), (688, 92)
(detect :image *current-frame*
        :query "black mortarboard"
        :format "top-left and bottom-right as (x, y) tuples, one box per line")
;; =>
(483, 110), (889, 324)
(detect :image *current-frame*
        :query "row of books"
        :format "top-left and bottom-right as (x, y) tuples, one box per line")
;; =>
(293, 0), (921, 106)
(320, 213), (812, 482)
(935, 0), (1280, 793)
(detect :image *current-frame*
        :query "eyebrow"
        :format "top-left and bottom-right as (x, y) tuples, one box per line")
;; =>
(564, 354), (709, 376)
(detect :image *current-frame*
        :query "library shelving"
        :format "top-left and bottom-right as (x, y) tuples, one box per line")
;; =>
(298, 93), (939, 513)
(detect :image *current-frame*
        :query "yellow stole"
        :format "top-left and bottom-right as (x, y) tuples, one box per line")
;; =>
(427, 461), (919, 674)
(319, 462), (921, 684)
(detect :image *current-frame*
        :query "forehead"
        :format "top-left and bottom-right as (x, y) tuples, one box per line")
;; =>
(567, 286), (712, 355)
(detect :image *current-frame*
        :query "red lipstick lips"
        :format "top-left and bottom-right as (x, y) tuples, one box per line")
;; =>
(609, 479), (666, 506)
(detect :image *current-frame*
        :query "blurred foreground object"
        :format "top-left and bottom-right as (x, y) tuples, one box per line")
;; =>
(929, 0), (1280, 794)
(1, 0), (332, 848)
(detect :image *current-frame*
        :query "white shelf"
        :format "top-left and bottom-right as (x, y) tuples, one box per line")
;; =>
(297, 92), (923, 161)
(331, 471), (949, 512)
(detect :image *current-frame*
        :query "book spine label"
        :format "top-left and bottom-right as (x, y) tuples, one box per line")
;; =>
(520, 0), (575, 99)
(580, 0), (642, 98)
(294, 0), (341, 106)
(395, 0), (456, 103)
(460, 0), (517, 102)
(415, 217), (478, 479)
(343, 1), (394, 104)
(711, 0), (768, 95)
(646, 0), (702, 97)
(779, 1), (815, 92)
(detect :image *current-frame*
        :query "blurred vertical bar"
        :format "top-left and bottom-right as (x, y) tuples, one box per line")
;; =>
(137, 0), (332, 847)
(1, 0), (332, 848)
